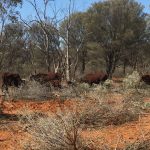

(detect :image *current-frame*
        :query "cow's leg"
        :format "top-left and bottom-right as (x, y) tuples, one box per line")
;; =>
(2, 84), (9, 100)
(2, 84), (5, 93)
(1, 84), (6, 104)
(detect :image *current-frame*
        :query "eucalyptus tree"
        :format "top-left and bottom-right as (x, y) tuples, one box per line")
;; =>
(0, 0), (22, 71)
(85, 0), (148, 78)
(2, 22), (29, 73)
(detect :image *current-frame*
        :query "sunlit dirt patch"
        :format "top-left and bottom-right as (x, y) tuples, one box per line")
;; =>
(82, 113), (150, 149)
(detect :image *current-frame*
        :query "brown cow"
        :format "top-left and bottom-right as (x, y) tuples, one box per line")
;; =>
(30, 72), (62, 88)
(2, 72), (25, 92)
(141, 74), (150, 85)
(81, 72), (108, 86)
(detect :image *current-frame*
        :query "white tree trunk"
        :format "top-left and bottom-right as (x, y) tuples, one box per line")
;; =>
(66, 29), (70, 81)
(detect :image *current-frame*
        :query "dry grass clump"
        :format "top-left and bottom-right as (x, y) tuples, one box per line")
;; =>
(8, 80), (53, 100)
(121, 71), (149, 97)
(19, 107), (92, 150)
(87, 84), (109, 101)
(19, 106), (115, 150)
(113, 92), (144, 125)
(125, 139), (150, 150)
(57, 86), (81, 100)
(72, 83), (91, 98)
(103, 79), (114, 89)
(53, 83), (90, 100)
(79, 90), (143, 128)
(122, 71), (141, 89)
(78, 100), (111, 128)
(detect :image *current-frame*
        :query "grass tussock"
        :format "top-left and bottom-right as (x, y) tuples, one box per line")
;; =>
(19, 107), (94, 150)
(125, 138), (150, 150)
(5, 80), (54, 100)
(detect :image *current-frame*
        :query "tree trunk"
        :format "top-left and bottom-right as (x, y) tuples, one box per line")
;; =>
(47, 54), (51, 72)
(66, 26), (70, 81)
(123, 59), (127, 75)
(81, 50), (86, 74)
(106, 52), (117, 79)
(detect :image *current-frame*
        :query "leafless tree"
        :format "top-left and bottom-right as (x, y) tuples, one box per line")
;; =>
(19, 0), (62, 73)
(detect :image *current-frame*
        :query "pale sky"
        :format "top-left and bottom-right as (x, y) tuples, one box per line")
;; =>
(18, 0), (150, 20)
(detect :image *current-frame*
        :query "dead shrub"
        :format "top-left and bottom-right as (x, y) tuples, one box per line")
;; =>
(125, 139), (150, 150)
(19, 106), (114, 150)
(77, 99), (111, 128)
(110, 92), (143, 125)
(10, 80), (53, 100)
(78, 90), (143, 128)
(19, 107), (91, 150)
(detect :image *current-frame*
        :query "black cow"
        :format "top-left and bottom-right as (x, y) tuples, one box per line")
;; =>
(141, 74), (150, 85)
(2, 73), (25, 93)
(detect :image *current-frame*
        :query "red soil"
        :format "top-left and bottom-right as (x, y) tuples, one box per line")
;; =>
(0, 95), (149, 150)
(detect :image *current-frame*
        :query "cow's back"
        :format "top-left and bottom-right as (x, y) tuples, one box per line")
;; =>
(47, 72), (62, 81)
(30, 72), (62, 88)
(81, 72), (108, 85)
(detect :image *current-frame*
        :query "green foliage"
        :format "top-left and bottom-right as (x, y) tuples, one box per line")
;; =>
(0, 0), (22, 17)
(0, 22), (28, 73)
(85, 0), (147, 77)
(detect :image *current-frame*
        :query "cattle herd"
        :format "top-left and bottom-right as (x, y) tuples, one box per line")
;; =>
(1, 71), (150, 94)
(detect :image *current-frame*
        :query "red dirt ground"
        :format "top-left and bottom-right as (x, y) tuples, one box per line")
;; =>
(0, 95), (149, 150)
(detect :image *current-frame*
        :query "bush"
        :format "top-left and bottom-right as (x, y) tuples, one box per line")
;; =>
(76, 83), (91, 96)
(57, 83), (91, 100)
(79, 102), (111, 128)
(18, 90), (144, 149)
(9, 80), (53, 100)
(103, 79), (113, 88)
(125, 139), (150, 150)
(19, 108), (90, 150)
(19, 105), (116, 150)
(123, 71), (141, 89)
(84, 90), (143, 127)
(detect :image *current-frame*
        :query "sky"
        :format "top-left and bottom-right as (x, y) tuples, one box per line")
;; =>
(18, 0), (150, 20)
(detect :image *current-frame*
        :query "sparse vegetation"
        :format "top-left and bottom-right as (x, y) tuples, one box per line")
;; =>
(19, 108), (91, 150)
(125, 138), (150, 150)
(6, 80), (54, 100)
(0, 0), (149, 149)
